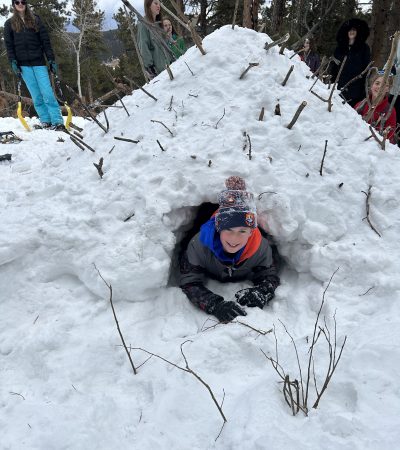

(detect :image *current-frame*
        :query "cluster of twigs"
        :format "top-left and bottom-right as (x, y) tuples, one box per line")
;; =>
(262, 269), (347, 416)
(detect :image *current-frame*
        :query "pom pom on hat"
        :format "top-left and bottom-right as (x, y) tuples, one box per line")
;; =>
(225, 176), (246, 191)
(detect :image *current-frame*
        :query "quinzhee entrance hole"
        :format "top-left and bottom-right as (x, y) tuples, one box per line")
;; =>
(167, 202), (218, 287)
(167, 202), (284, 287)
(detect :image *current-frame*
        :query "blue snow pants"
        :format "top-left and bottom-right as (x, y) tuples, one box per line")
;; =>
(21, 66), (63, 125)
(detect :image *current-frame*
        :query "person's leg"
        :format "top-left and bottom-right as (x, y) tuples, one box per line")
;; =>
(21, 66), (51, 124)
(33, 66), (64, 125)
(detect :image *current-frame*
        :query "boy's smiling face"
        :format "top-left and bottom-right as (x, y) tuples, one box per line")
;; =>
(220, 227), (252, 253)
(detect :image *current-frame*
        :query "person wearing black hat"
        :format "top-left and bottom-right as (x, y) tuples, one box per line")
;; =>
(179, 176), (280, 323)
(331, 18), (371, 107)
(3, 0), (64, 130)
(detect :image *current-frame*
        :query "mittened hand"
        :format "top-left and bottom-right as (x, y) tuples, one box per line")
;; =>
(212, 301), (247, 322)
(11, 60), (20, 75)
(235, 286), (274, 309)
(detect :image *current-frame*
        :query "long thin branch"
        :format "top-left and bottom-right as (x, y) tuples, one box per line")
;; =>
(94, 264), (137, 375)
(278, 319), (305, 406)
(132, 342), (227, 423)
(304, 268), (339, 409)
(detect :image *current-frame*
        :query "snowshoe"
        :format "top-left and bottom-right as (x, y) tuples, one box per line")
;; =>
(0, 131), (22, 144)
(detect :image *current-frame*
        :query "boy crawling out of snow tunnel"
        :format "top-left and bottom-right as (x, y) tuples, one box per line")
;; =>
(179, 176), (280, 322)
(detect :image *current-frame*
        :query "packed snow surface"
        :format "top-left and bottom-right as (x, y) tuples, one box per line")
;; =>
(1, 26), (400, 450)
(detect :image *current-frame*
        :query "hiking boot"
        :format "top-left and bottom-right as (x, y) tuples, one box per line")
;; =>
(51, 124), (67, 131)
(33, 122), (51, 130)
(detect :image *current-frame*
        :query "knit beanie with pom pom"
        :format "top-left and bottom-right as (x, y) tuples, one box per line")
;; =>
(215, 176), (257, 231)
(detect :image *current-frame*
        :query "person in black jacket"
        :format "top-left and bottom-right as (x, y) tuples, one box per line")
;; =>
(331, 18), (371, 107)
(3, 0), (64, 130)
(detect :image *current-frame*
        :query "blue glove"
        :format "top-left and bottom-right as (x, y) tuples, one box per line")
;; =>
(11, 60), (20, 75)
(49, 60), (58, 75)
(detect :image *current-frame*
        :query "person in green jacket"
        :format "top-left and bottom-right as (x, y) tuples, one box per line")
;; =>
(162, 17), (186, 60)
(137, 0), (172, 79)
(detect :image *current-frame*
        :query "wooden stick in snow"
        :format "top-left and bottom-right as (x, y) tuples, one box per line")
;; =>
(319, 140), (328, 176)
(265, 33), (290, 51)
(282, 65), (294, 86)
(287, 101), (307, 129)
(361, 185), (382, 237)
(239, 62), (259, 80)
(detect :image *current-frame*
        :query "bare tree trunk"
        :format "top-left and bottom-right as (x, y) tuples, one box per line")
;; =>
(270, 0), (286, 35)
(243, 0), (252, 28)
(87, 79), (93, 104)
(199, 0), (207, 35)
(370, 0), (393, 68)
(387, 0), (400, 40)
(252, 0), (260, 29)
(76, 50), (82, 98)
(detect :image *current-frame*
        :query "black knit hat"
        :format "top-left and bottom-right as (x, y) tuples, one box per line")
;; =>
(215, 176), (257, 232)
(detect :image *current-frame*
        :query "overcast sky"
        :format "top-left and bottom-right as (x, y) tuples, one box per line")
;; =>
(0, 1), (145, 29)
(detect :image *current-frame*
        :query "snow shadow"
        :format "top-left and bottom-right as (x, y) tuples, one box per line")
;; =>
(167, 202), (284, 287)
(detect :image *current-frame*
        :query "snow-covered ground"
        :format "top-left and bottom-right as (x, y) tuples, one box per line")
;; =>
(1, 26), (399, 450)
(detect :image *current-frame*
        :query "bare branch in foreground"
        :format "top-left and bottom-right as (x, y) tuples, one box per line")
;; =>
(258, 107), (265, 121)
(93, 264), (137, 375)
(132, 341), (227, 423)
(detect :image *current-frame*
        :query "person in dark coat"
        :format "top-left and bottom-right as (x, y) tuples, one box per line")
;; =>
(3, 0), (64, 129)
(331, 18), (371, 107)
(300, 37), (320, 74)
(179, 176), (280, 323)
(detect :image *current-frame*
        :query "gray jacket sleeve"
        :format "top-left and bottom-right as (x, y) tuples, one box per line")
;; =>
(137, 21), (154, 69)
(179, 237), (207, 287)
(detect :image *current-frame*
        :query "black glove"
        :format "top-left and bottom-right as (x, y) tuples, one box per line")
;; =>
(209, 300), (247, 322)
(235, 283), (275, 309)
(48, 60), (58, 75)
